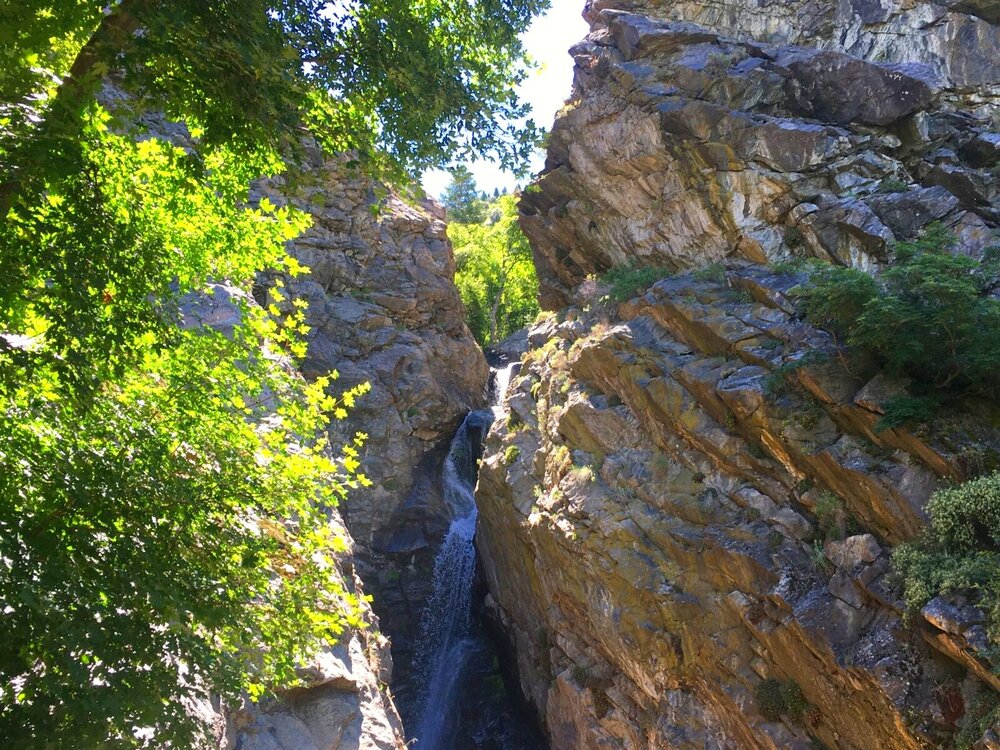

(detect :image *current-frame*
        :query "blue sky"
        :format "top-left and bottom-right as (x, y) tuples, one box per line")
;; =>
(421, 0), (589, 199)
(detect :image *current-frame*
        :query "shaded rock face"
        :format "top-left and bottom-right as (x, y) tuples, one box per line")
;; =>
(175, 284), (407, 750)
(521, 6), (1000, 309)
(257, 158), (490, 713)
(476, 1), (1000, 749)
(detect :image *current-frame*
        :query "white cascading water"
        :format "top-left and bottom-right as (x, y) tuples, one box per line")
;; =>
(491, 362), (517, 417)
(412, 362), (518, 749)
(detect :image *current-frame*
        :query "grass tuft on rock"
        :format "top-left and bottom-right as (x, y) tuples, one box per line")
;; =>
(600, 264), (673, 302)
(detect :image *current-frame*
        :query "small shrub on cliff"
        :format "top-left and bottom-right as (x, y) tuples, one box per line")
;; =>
(600, 264), (673, 302)
(795, 225), (1000, 423)
(894, 471), (1000, 647)
(694, 263), (727, 283)
(756, 678), (809, 722)
(955, 692), (1000, 750)
(876, 176), (910, 194)
(503, 445), (521, 466)
(814, 492), (850, 542)
(781, 680), (809, 721)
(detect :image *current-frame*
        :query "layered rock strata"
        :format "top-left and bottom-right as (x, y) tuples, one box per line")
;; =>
(478, 1), (1000, 748)
(480, 268), (1000, 749)
(522, 7), (1000, 308)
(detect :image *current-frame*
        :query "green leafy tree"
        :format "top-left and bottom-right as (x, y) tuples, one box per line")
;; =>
(451, 194), (539, 347)
(442, 164), (487, 223)
(0, 1), (547, 746)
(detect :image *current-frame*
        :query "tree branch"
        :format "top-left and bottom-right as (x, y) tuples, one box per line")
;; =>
(0, 0), (158, 220)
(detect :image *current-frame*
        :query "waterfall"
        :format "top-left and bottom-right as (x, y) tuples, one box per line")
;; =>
(491, 362), (517, 417)
(412, 363), (516, 749)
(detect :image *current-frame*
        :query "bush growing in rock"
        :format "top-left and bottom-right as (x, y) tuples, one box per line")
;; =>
(894, 471), (1000, 646)
(795, 225), (1000, 426)
(955, 692), (1000, 750)
(756, 678), (809, 722)
(756, 679), (785, 721)
(600, 264), (673, 302)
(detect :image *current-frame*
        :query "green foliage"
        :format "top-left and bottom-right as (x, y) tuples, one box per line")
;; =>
(0, 116), (375, 746)
(756, 678), (809, 722)
(503, 445), (522, 465)
(601, 264), (673, 302)
(810, 540), (834, 574)
(795, 264), (879, 342)
(771, 257), (808, 275)
(0, 0), (547, 186)
(780, 680), (809, 721)
(452, 194), (539, 347)
(762, 351), (829, 398)
(876, 395), (939, 432)
(955, 692), (1000, 750)
(793, 397), (824, 430)
(796, 226), (1000, 408)
(894, 472), (1000, 648)
(877, 176), (910, 194)
(814, 492), (851, 542)
(442, 165), (487, 223)
(693, 263), (727, 283)
(0, 0), (549, 746)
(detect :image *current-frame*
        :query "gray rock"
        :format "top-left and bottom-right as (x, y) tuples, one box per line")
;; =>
(924, 164), (992, 209)
(869, 186), (961, 238)
(826, 534), (883, 569)
(830, 571), (865, 609)
(922, 597), (979, 635)
(961, 132), (1000, 167)
(777, 48), (937, 126)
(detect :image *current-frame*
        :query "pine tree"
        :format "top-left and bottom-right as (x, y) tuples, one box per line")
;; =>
(443, 165), (487, 223)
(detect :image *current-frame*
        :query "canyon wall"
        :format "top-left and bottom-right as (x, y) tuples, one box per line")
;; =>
(478, 2), (1000, 748)
(257, 156), (491, 714)
(210, 157), (490, 747)
(225, 526), (407, 750)
(171, 282), (407, 750)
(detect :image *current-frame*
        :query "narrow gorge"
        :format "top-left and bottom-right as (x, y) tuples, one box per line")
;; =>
(238, 1), (1000, 747)
(12, 1), (1000, 749)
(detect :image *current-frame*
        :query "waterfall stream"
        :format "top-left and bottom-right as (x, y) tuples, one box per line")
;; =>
(412, 363), (519, 749)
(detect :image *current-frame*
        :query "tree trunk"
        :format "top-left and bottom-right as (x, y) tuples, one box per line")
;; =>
(0, 0), (157, 220)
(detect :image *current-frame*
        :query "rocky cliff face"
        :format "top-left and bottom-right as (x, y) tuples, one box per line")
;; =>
(172, 283), (406, 750)
(257, 156), (490, 713)
(225, 533), (406, 750)
(521, 4), (999, 309)
(110, 88), (489, 746)
(478, 2), (1000, 748)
